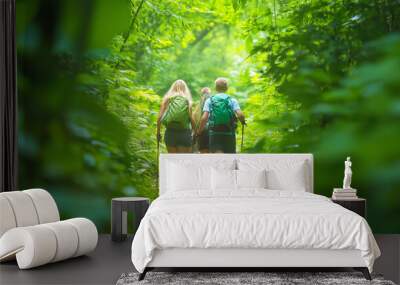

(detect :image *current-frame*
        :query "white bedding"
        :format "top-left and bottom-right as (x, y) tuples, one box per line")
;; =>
(131, 190), (380, 273)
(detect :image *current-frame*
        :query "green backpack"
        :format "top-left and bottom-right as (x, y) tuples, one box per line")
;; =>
(208, 94), (235, 131)
(161, 95), (190, 129)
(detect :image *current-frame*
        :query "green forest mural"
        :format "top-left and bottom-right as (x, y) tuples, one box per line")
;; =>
(17, 0), (400, 233)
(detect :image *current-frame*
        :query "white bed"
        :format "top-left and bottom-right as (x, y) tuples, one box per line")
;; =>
(131, 154), (380, 280)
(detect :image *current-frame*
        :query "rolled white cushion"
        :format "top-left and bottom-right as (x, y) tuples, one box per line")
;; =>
(0, 226), (57, 269)
(42, 221), (79, 262)
(23, 189), (60, 223)
(0, 218), (97, 269)
(64, 218), (98, 257)
(0, 196), (17, 237)
(0, 191), (39, 227)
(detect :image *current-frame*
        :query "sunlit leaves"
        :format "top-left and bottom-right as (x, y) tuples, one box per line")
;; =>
(238, 0), (400, 232)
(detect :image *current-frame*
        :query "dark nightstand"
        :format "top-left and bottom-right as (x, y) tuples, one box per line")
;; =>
(111, 197), (150, 242)
(331, 198), (366, 218)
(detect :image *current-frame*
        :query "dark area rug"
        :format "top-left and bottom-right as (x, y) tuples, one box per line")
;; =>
(116, 271), (396, 285)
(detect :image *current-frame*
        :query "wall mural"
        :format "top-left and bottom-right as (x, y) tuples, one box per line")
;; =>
(16, 0), (400, 233)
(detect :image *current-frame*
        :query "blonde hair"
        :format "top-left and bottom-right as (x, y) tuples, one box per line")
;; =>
(215, 77), (228, 92)
(165, 79), (192, 103)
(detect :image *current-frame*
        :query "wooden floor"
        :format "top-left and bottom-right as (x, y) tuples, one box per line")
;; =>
(0, 234), (399, 285)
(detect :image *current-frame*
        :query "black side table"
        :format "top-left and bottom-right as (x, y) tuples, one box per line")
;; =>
(111, 197), (150, 242)
(331, 198), (366, 218)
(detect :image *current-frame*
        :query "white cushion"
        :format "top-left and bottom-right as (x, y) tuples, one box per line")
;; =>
(42, 221), (79, 262)
(160, 154), (313, 194)
(0, 218), (97, 269)
(211, 168), (236, 191)
(0, 189), (98, 269)
(1, 191), (39, 227)
(236, 169), (267, 189)
(167, 159), (235, 192)
(0, 226), (57, 269)
(267, 161), (307, 191)
(0, 196), (17, 237)
(237, 159), (308, 191)
(24, 189), (59, 223)
(167, 163), (210, 191)
(0, 189), (60, 238)
(65, 218), (98, 257)
(166, 158), (236, 170)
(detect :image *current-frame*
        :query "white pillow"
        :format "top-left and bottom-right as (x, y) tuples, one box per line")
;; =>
(266, 163), (306, 191)
(237, 159), (308, 191)
(211, 168), (236, 191)
(167, 159), (236, 192)
(167, 163), (210, 191)
(167, 158), (236, 171)
(236, 169), (267, 189)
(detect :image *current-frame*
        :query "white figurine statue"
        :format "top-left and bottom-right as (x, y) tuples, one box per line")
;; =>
(343, 156), (352, 189)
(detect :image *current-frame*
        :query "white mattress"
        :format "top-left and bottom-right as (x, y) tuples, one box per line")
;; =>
(131, 190), (380, 273)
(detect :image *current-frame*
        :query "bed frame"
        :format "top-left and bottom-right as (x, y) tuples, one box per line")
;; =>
(139, 154), (371, 280)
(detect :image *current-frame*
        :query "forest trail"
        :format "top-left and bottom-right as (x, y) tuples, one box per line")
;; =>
(17, 0), (400, 233)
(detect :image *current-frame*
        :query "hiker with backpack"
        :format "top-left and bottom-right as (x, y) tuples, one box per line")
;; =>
(157, 79), (195, 153)
(196, 78), (246, 153)
(196, 87), (212, 153)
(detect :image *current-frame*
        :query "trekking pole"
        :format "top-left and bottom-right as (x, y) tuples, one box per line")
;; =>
(156, 135), (160, 178)
(241, 123), (245, 153)
(157, 135), (160, 166)
(192, 132), (196, 153)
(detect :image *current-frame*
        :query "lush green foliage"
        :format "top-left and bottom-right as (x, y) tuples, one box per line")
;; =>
(238, 0), (400, 232)
(17, 0), (400, 232)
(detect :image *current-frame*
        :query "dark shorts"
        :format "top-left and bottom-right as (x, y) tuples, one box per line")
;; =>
(164, 128), (192, 148)
(197, 131), (209, 151)
(209, 131), (236, 153)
